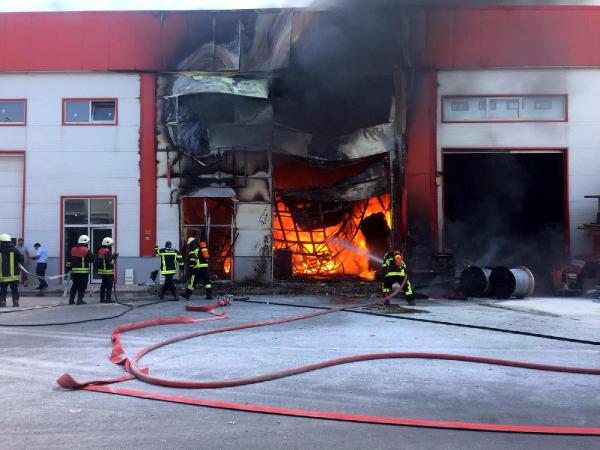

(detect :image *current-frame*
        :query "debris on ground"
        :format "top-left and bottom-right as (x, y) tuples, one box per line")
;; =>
(362, 304), (428, 314)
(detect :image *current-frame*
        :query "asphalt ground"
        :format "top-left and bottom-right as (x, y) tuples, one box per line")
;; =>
(0, 294), (598, 449)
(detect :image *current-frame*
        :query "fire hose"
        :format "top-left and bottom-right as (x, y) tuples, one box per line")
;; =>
(56, 290), (600, 435)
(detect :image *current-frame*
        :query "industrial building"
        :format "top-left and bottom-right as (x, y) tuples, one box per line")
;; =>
(1, 5), (599, 286)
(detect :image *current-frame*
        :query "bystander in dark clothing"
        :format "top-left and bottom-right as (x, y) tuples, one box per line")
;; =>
(15, 239), (30, 286)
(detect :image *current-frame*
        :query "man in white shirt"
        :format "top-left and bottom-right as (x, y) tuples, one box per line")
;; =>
(31, 243), (48, 295)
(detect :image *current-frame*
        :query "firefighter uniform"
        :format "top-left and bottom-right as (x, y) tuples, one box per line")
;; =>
(66, 235), (95, 305)
(183, 238), (212, 300)
(381, 250), (415, 306)
(155, 242), (183, 300)
(0, 234), (24, 307)
(97, 237), (117, 303)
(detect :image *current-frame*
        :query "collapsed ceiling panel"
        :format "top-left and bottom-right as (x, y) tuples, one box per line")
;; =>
(279, 159), (388, 203)
(335, 123), (395, 160)
(171, 75), (270, 98)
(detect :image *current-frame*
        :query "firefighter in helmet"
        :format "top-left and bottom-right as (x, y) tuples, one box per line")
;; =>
(182, 237), (212, 300)
(97, 237), (118, 303)
(66, 234), (95, 305)
(154, 241), (183, 300)
(381, 250), (415, 306)
(0, 234), (24, 307)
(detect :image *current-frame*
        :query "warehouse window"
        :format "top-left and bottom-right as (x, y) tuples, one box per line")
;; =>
(0, 99), (26, 125)
(63, 99), (117, 125)
(442, 95), (566, 122)
(62, 196), (116, 282)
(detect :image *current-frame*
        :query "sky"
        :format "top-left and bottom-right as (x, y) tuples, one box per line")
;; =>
(1, 0), (600, 12)
(0, 0), (317, 12)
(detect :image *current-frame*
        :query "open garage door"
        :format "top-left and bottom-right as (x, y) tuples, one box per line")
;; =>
(443, 150), (566, 291)
(0, 153), (24, 240)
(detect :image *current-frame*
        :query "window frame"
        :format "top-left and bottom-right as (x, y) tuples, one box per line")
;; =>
(441, 94), (568, 123)
(0, 99), (27, 126)
(59, 195), (118, 283)
(62, 98), (119, 126)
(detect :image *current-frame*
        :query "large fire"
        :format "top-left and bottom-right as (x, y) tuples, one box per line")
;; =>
(273, 194), (391, 279)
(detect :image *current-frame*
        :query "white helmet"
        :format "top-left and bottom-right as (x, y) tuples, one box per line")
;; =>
(78, 234), (90, 244)
(102, 237), (114, 246)
(187, 237), (196, 245)
(0, 233), (11, 242)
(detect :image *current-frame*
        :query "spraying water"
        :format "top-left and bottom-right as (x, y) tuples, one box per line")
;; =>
(327, 238), (383, 264)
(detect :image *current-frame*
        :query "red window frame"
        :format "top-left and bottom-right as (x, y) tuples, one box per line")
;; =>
(62, 98), (119, 126)
(59, 195), (118, 283)
(441, 94), (568, 123)
(0, 99), (27, 126)
(0, 151), (26, 239)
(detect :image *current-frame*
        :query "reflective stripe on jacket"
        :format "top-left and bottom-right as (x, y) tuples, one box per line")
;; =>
(67, 245), (94, 274)
(155, 246), (183, 275)
(188, 245), (209, 269)
(382, 251), (407, 278)
(97, 247), (114, 275)
(0, 246), (24, 282)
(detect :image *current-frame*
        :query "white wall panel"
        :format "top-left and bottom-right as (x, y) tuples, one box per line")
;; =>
(565, 95), (600, 123)
(0, 73), (141, 257)
(0, 127), (27, 150)
(566, 123), (600, 149)
(438, 68), (600, 256)
(568, 149), (600, 177)
(156, 203), (180, 247)
(0, 155), (23, 239)
(438, 123), (566, 149)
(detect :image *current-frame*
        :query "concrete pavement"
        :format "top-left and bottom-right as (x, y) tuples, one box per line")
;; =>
(0, 293), (598, 449)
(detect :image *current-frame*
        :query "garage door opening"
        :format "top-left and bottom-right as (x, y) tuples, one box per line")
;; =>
(443, 150), (566, 291)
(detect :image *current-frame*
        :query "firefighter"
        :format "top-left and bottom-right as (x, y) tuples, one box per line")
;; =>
(97, 237), (118, 303)
(66, 234), (95, 305)
(381, 250), (415, 306)
(0, 234), (24, 307)
(154, 241), (183, 300)
(182, 237), (213, 300)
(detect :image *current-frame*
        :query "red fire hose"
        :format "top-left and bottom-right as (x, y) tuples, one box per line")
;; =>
(57, 293), (600, 435)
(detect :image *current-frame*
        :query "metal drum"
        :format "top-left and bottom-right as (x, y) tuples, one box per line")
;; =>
(490, 266), (535, 299)
(459, 266), (493, 297)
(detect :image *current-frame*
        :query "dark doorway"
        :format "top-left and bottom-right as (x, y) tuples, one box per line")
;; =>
(443, 151), (566, 292)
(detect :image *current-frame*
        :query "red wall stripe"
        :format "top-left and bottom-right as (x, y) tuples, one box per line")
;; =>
(405, 70), (438, 247)
(139, 73), (157, 257)
(1, 7), (600, 71)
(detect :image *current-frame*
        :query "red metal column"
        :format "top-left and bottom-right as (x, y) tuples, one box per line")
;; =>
(139, 73), (157, 256)
(405, 70), (438, 247)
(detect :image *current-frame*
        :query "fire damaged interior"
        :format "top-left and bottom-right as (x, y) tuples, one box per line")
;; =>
(157, 7), (409, 281)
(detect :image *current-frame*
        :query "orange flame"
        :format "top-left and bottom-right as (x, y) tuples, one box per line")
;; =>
(273, 194), (390, 280)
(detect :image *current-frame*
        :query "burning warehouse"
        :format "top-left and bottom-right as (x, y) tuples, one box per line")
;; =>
(156, 8), (407, 281)
(1, 3), (600, 290)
